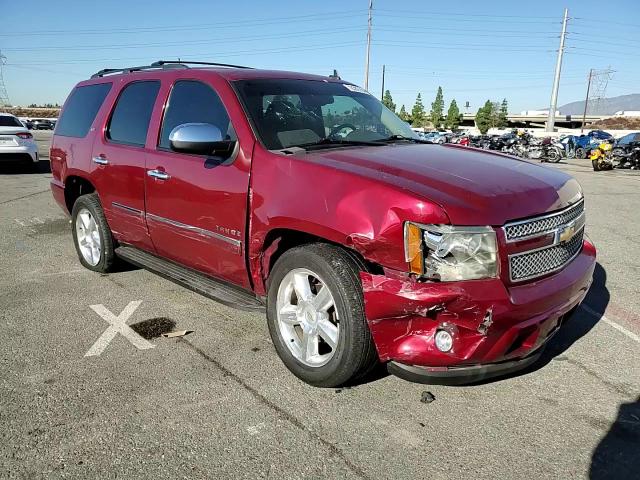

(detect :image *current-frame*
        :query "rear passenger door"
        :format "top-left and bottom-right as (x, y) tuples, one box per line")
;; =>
(92, 80), (160, 251)
(144, 79), (251, 287)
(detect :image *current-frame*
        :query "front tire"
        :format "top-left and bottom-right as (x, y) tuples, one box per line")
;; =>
(575, 147), (586, 159)
(71, 193), (116, 273)
(266, 244), (377, 387)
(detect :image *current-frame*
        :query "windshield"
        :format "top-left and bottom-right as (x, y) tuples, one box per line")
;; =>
(233, 79), (419, 150)
(0, 116), (23, 127)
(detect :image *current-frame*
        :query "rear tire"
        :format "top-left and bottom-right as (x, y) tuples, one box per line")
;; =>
(547, 148), (561, 163)
(266, 243), (378, 387)
(71, 193), (116, 273)
(575, 147), (586, 159)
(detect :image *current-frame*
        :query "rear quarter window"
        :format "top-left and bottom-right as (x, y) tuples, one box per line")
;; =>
(55, 83), (112, 138)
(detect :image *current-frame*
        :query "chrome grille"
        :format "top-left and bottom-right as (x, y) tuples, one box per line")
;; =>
(509, 227), (584, 282)
(504, 200), (584, 241)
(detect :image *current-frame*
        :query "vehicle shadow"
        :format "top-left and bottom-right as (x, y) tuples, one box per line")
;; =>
(467, 262), (609, 385)
(589, 396), (640, 479)
(537, 261), (609, 364)
(0, 159), (51, 174)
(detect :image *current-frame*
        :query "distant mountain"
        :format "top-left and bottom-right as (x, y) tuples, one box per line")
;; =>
(558, 93), (640, 115)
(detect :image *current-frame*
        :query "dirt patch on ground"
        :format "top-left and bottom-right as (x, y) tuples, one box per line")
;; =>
(591, 117), (640, 130)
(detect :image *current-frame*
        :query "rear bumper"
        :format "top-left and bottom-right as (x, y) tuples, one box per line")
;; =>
(0, 144), (38, 162)
(361, 239), (596, 381)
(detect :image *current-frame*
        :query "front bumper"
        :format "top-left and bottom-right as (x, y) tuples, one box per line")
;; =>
(387, 348), (544, 385)
(0, 143), (39, 162)
(361, 239), (596, 384)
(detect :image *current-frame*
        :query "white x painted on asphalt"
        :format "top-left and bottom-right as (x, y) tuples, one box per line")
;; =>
(84, 300), (155, 357)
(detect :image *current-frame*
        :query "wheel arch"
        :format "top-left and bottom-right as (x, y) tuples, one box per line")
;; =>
(64, 175), (97, 213)
(250, 227), (383, 296)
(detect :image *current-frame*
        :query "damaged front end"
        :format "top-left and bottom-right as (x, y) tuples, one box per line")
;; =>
(359, 234), (596, 384)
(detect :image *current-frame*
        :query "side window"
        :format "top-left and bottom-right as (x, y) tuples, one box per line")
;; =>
(107, 81), (160, 146)
(56, 83), (112, 138)
(159, 80), (235, 150)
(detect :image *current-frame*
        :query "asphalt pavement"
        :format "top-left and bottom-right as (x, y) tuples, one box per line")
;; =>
(0, 131), (638, 479)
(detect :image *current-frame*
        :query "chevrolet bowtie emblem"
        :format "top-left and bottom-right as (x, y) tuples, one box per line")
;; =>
(557, 223), (576, 244)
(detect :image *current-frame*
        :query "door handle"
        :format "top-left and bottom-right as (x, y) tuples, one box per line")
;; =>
(92, 156), (109, 165)
(147, 169), (170, 180)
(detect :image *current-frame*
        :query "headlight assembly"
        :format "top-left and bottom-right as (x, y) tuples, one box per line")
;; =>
(404, 223), (498, 281)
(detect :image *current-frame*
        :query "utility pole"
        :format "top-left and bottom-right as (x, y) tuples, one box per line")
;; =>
(364, 0), (373, 91)
(546, 8), (569, 132)
(380, 64), (385, 101)
(580, 69), (593, 134)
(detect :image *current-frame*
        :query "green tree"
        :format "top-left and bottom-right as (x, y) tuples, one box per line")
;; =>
(398, 104), (410, 122)
(411, 94), (426, 127)
(475, 100), (494, 134)
(430, 86), (444, 128)
(445, 99), (462, 130)
(382, 90), (396, 113)
(497, 98), (509, 128)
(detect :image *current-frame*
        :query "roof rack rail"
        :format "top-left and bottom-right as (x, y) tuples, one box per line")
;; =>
(91, 60), (253, 78)
(151, 60), (253, 69)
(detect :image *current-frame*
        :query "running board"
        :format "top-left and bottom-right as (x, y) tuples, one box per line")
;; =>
(115, 246), (265, 312)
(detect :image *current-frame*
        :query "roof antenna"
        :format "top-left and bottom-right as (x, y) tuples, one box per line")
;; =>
(329, 69), (341, 80)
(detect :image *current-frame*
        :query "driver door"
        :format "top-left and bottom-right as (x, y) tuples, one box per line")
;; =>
(144, 79), (251, 287)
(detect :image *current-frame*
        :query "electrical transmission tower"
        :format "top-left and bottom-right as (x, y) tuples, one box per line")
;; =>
(580, 68), (614, 132)
(589, 68), (614, 114)
(0, 51), (11, 107)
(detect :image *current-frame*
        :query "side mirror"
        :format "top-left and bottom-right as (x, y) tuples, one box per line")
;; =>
(169, 123), (235, 157)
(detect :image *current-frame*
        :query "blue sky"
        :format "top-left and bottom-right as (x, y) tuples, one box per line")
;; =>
(1, 0), (638, 112)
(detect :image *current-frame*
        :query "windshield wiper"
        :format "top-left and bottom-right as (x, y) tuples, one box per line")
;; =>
(285, 138), (386, 151)
(382, 135), (433, 144)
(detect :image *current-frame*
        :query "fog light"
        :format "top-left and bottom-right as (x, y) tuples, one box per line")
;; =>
(434, 330), (453, 352)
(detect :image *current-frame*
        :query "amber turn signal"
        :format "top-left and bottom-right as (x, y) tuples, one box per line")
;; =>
(404, 223), (424, 275)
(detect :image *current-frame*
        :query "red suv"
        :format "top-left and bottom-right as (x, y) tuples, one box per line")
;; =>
(50, 61), (596, 387)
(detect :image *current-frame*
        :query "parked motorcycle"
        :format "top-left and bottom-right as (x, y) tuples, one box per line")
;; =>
(541, 137), (563, 163)
(615, 145), (640, 170)
(590, 142), (614, 171)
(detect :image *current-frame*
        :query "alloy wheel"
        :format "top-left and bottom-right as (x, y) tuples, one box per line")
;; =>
(75, 208), (101, 266)
(276, 268), (340, 367)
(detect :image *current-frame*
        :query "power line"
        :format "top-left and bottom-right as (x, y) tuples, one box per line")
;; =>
(572, 17), (639, 29)
(7, 41), (366, 66)
(373, 42), (554, 54)
(375, 8), (558, 20)
(376, 12), (559, 24)
(0, 10), (367, 37)
(2, 25), (562, 53)
(2, 26), (366, 52)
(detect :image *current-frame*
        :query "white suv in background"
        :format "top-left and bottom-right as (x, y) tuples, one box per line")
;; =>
(0, 113), (39, 165)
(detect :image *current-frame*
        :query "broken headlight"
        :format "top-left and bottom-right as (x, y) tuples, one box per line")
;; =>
(404, 223), (498, 281)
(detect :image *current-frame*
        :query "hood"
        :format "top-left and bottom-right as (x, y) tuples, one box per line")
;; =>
(301, 144), (582, 226)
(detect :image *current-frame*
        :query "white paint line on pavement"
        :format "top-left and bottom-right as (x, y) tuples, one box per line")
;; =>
(85, 300), (155, 357)
(580, 304), (640, 344)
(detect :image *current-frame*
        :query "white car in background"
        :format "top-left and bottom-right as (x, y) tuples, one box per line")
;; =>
(0, 113), (39, 165)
